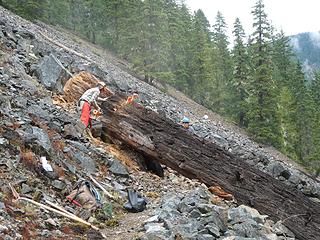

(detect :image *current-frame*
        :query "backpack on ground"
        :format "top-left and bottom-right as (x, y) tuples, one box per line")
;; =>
(66, 180), (101, 210)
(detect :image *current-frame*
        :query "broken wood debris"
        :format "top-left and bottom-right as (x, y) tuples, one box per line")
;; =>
(9, 184), (101, 232)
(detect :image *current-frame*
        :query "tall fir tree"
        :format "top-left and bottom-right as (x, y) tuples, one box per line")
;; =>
(164, 0), (192, 90)
(1, 0), (46, 20)
(131, 0), (171, 82)
(247, 0), (282, 147)
(188, 9), (213, 104)
(115, 0), (144, 59)
(308, 71), (320, 175)
(44, 0), (70, 27)
(270, 30), (298, 155)
(210, 11), (233, 115)
(231, 17), (249, 127)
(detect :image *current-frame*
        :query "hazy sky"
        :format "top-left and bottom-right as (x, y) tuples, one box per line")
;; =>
(185, 0), (320, 41)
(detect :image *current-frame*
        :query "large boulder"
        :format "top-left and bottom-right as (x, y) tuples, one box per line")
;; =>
(33, 54), (72, 93)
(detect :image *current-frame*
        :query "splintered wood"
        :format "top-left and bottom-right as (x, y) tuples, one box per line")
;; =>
(63, 71), (100, 103)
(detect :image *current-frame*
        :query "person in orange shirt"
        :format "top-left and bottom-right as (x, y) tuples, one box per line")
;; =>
(126, 93), (139, 105)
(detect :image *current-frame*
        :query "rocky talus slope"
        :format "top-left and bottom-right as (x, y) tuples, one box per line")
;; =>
(0, 6), (319, 240)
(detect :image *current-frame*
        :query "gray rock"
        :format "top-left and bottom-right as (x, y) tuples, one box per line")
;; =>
(172, 222), (199, 238)
(159, 209), (181, 227)
(0, 224), (9, 233)
(0, 138), (8, 145)
(51, 180), (65, 190)
(301, 184), (319, 197)
(228, 205), (267, 225)
(195, 187), (211, 200)
(266, 162), (285, 177)
(144, 215), (159, 224)
(23, 126), (52, 156)
(145, 223), (167, 234)
(63, 124), (81, 140)
(141, 232), (172, 240)
(233, 219), (261, 238)
(288, 171), (301, 186)
(272, 221), (295, 238)
(66, 140), (90, 153)
(27, 104), (50, 121)
(177, 201), (192, 213)
(0, 95), (12, 114)
(205, 223), (220, 237)
(64, 162), (76, 174)
(198, 229), (209, 235)
(181, 195), (198, 207)
(31, 127), (51, 149)
(21, 183), (33, 194)
(73, 152), (96, 174)
(112, 181), (126, 191)
(18, 29), (35, 39)
(33, 54), (72, 93)
(160, 194), (182, 211)
(189, 209), (202, 218)
(198, 204), (213, 214)
(72, 62), (107, 80)
(202, 212), (227, 233)
(280, 169), (291, 180)
(109, 159), (129, 177)
(197, 234), (215, 240)
(262, 234), (278, 240)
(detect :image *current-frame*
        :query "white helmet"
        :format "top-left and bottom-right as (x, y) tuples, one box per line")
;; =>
(98, 81), (106, 88)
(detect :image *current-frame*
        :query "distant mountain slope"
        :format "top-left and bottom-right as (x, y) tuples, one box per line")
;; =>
(290, 31), (320, 78)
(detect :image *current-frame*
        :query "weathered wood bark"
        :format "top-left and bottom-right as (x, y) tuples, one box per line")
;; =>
(101, 94), (320, 240)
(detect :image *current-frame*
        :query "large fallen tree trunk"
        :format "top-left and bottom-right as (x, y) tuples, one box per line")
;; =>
(101, 94), (320, 240)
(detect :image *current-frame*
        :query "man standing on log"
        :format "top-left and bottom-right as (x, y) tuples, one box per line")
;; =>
(78, 81), (111, 128)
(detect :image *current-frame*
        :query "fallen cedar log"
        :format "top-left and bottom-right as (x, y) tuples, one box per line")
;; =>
(101, 93), (320, 240)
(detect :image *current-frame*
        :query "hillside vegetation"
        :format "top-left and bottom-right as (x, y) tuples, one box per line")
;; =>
(1, 0), (320, 175)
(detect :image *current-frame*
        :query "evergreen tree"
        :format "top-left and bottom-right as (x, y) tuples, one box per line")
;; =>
(231, 17), (249, 127)
(188, 9), (212, 104)
(131, 0), (171, 82)
(308, 71), (320, 175)
(103, 0), (133, 51)
(115, 0), (144, 59)
(284, 62), (313, 164)
(270, 30), (299, 154)
(164, 0), (192, 90)
(80, 0), (105, 44)
(247, 0), (282, 147)
(271, 30), (295, 87)
(2, 0), (46, 20)
(210, 11), (233, 115)
(44, 0), (70, 27)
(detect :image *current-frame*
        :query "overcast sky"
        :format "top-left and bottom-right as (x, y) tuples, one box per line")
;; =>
(185, 0), (320, 41)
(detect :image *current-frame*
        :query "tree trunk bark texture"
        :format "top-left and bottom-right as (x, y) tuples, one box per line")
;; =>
(101, 94), (320, 240)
